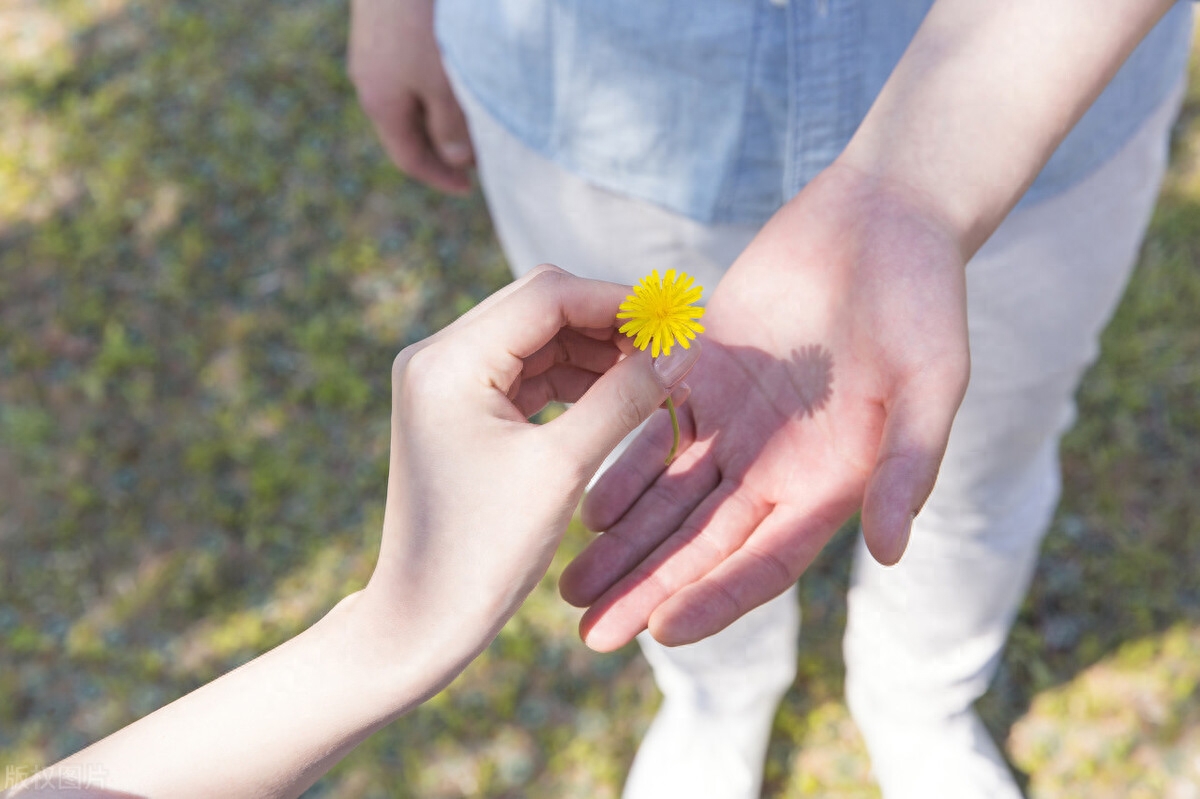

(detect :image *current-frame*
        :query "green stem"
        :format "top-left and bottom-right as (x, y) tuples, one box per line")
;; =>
(664, 396), (680, 466)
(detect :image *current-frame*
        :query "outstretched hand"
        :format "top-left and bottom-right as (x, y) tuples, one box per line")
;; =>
(559, 163), (971, 651)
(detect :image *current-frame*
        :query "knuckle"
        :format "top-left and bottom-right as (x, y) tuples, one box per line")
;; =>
(709, 579), (743, 621)
(649, 479), (690, 516)
(525, 263), (568, 285)
(353, 83), (390, 119)
(615, 381), (647, 437)
(391, 345), (417, 386)
(402, 344), (439, 386)
(743, 544), (794, 591)
(686, 527), (729, 564)
(392, 344), (441, 408)
(517, 266), (572, 325)
(681, 579), (741, 632)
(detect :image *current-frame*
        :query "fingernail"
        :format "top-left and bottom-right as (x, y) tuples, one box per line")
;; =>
(439, 141), (472, 166)
(653, 343), (700, 388)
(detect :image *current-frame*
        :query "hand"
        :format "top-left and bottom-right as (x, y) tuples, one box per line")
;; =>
(559, 163), (971, 651)
(362, 265), (700, 663)
(13, 266), (699, 799)
(348, 0), (473, 194)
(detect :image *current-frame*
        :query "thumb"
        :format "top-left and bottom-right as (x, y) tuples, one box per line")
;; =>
(550, 343), (701, 473)
(860, 368), (965, 565)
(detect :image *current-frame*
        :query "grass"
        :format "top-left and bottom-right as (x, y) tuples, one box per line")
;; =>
(1, 2), (1198, 796)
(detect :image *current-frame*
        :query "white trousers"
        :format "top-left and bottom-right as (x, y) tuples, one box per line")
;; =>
(452, 72), (1184, 798)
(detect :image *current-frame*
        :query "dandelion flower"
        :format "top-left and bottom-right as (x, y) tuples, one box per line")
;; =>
(616, 269), (705, 358)
(616, 269), (705, 465)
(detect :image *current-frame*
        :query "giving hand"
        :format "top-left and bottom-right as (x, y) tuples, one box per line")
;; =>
(363, 265), (700, 658)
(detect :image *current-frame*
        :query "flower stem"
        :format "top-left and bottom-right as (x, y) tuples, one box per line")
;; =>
(664, 396), (680, 466)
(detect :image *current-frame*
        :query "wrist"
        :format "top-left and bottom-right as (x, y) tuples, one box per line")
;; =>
(804, 157), (971, 271)
(836, 0), (1178, 261)
(350, 557), (512, 687)
(832, 147), (978, 263)
(325, 588), (489, 712)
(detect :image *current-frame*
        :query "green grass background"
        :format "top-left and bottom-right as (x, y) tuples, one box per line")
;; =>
(1, 2), (1198, 796)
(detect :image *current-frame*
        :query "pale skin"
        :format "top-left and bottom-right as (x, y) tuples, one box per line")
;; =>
(354, 0), (1178, 651)
(5, 266), (699, 798)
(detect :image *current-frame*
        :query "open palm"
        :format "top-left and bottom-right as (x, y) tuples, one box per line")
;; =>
(559, 164), (972, 651)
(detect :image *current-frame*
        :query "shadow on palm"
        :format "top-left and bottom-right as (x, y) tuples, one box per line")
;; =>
(559, 338), (880, 653)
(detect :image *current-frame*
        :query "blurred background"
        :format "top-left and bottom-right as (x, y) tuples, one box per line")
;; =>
(1, 1), (1198, 796)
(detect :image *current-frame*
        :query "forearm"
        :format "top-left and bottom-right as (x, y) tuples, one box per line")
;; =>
(839, 0), (1177, 257)
(11, 591), (476, 799)
(6, 268), (678, 796)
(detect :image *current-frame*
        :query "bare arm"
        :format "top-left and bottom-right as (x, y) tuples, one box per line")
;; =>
(8, 594), (468, 799)
(843, 0), (1180, 256)
(7, 267), (698, 798)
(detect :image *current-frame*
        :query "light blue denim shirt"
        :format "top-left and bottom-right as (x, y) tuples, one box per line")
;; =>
(436, 1), (1192, 226)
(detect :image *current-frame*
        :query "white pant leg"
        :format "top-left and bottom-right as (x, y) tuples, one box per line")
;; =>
(843, 80), (1185, 799)
(625, 587), (799, 799)
(451, 73), (797, 799)
(450, 77), (751, 290)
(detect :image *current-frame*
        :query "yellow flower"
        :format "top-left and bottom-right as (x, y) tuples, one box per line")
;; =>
(616, 269), (705, 358)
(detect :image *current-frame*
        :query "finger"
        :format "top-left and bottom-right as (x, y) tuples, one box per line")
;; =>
(580, 407), (686, 533)
(576, 325), (627, 342)
(648, 502), (846, 646)
(861, 367), (965, 566)
(511, 364), (602, 418)
(521, 327), (622, 380)
(667, 381), (690, 407)
(578, 478), (772, 652)
(559, 429), (715, 607)
(424, 81), (475, 169)
(426, 263), (572, 345)
(413, 266), (622, 383)
(514, 365), (685, 420)
(459, 269), (633, 374)
(371, 93), (471, 195)
(547, 343), (701, 476)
